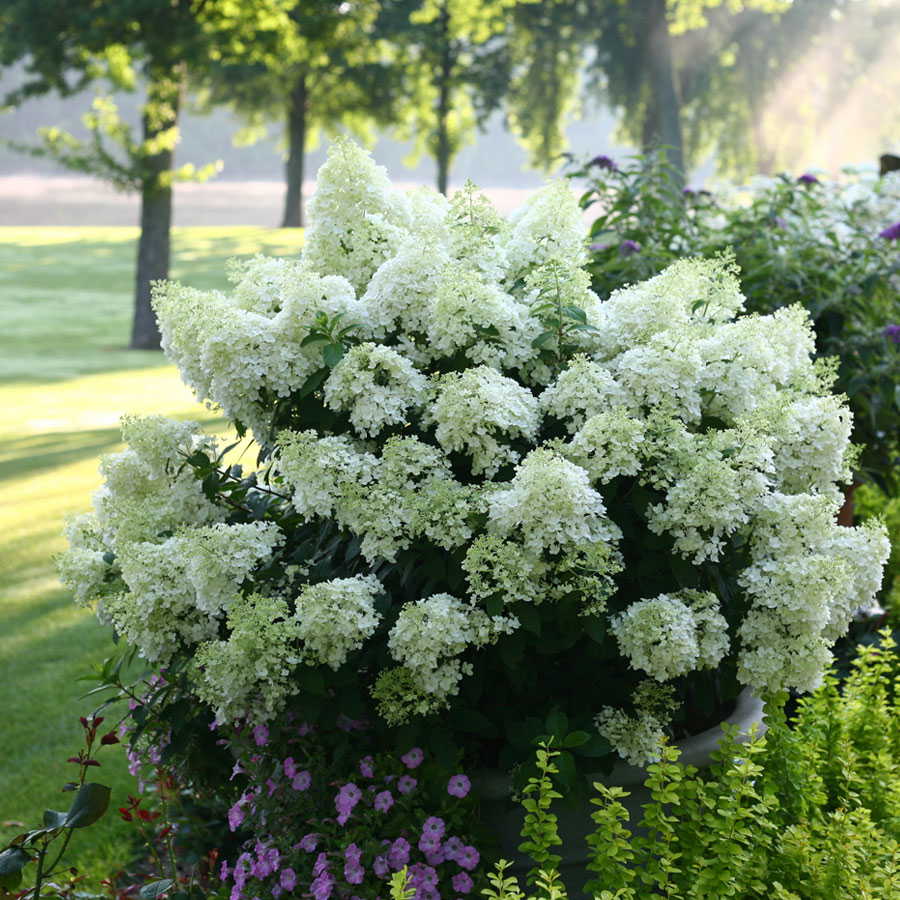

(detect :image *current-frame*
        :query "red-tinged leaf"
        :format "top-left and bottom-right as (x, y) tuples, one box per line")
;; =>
(100, 732), (120, 746)
(67, 757), (82, 765)
(83, 759), (102, 768)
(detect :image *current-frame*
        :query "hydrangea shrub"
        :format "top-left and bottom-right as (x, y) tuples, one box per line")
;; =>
(60, 139), (888, 777)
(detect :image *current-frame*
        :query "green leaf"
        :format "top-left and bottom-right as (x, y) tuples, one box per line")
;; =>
(561, 305), (587, 323)
(296, 368), (329, 400)
(322, 343), (345, 368)
(42, 809), (69, 829)
(584, 616), (606, 644)
(64, 782), (111, 828)
(300, 333), (328, 347)
(562, 730), (591, 749)
(578, 734), (613, 758)
(0, 847), (29, 890)
(531, 331), (556, 349)
(139, 879), (175, 899)
(545, 709), (568, 736)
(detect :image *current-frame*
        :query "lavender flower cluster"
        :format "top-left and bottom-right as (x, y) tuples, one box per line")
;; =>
(218, 719), (481, 900)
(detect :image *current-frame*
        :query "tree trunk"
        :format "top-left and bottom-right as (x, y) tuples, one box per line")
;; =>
(281, 73), (308, 228)
(131, 78), (180, 351)
(435, 5), (453, 195)
(643, 0), (684, 179)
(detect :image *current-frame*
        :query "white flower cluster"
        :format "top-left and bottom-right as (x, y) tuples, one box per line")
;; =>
(384, 593), (518, 717)
(294, 575), (383, 670)
(64, 141), (888, 761)
(194, 594), (304, 725)
(611, 590), (729, 682)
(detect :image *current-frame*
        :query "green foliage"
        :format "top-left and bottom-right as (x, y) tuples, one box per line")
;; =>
(495, 630), (900, 899)
(517, 743), (563, 883)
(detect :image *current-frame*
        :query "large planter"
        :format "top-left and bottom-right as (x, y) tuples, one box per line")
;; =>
(475, 689), (766, 896)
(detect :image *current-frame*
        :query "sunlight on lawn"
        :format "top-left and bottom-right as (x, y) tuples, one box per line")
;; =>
(0, 226), (302, 880)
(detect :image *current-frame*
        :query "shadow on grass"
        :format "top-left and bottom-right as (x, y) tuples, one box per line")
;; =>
(0, 427), (123, 483)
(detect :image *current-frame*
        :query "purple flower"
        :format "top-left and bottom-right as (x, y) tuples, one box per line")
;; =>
(422, 816), (445, 840)
(388, 837), (410, 870)
(252, 724), (269, 747)
(292, 771), (311, 791)
(397, 775), (417, 795)
(297, 722), (313, 736)
(283, 757), (297, 779)
(443, 836), (463, 862)
(879, 221), (900, 241)
(271, 888), (283, 899)
(266, 778), (278, 797)
(359, 755), (375, 778)
(425, 846), (446, 866)
(313, 853), (330, 878)
(682, 187), (696, 196)
(452, 873), (474, 895)
(883, 324), (900, 343)
(418, 834), (440, 854)
(345, 843), (362, 865)
(373, 855), (389, 878)
(457, 846), (480, 871)
(310, 873), (333, 900)
(230, 887), (243, 900)
(298, 833), (319, 853)
(618, 239), (641, 256)
(797, 172), (819, 185)
(227, 799), (246, 832)
(589, 154), (617, 171)
(230, 761), (244, 781)
(447, 775), (471, 798)
(374, 790), (394, 812)
(401, 747), (424, 769)
(335, 782), (361, 823)
(219, 861), (231, 882)
(280, 869), (296, 892)
(588, 241), (610, 252)
(344, 864), (364, 885)
(774, 216), (788, 230)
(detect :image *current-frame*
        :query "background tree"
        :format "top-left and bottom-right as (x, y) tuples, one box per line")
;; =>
(503, 0), (589, 171)
(381, 0), (522, 194)
(586, 0), (788, 177)
(205, 0), (398, 228)
(0, 0), (293, 349)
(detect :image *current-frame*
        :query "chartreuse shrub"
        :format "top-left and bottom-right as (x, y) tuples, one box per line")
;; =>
(57, 140), (890, 900)
(484, 632), (900, 900)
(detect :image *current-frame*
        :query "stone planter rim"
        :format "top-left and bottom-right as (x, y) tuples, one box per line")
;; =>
(475, 687), (766, 798)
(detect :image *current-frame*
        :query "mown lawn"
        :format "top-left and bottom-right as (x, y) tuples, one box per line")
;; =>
(0, 226), (304, 882)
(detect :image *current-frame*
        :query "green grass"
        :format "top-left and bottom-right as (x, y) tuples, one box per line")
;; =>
(0, 226), (304, 882)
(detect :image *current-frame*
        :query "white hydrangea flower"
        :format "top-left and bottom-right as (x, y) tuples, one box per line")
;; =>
(294, 575), (383, 670)
(387, 593), (518, 706)
(111, 522), (282, 661)
(505, 181), (586, 280)
(175, 522), (283, 615)
(446, 180), (509, 281)
(154, 261), (366, 437)
(565, 408), (646, 483)
(194, 594), (304, 724)
(323, 343), (427, 437)
(362, 242), (451, 342)
(462, 535), (547, 606)
(94, 416), (223, 547)
(276, 430), (378, 520)
(611, 591), (728, 682)
(487, 448), (621, 554)
(425, 265), (538, 370)
(697, 306), (818, 420)
(762, 394), (854, 496)
(645, 426), (775, 562)
(594, 706), (667, 767)
(539, 356), (632, 432)
(303, 137), (411, 293)
(609, 333), (705, 423)
(424, 367), (541, 476)
(593, 256), (745, 359)
(56, 547), (113, 606)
